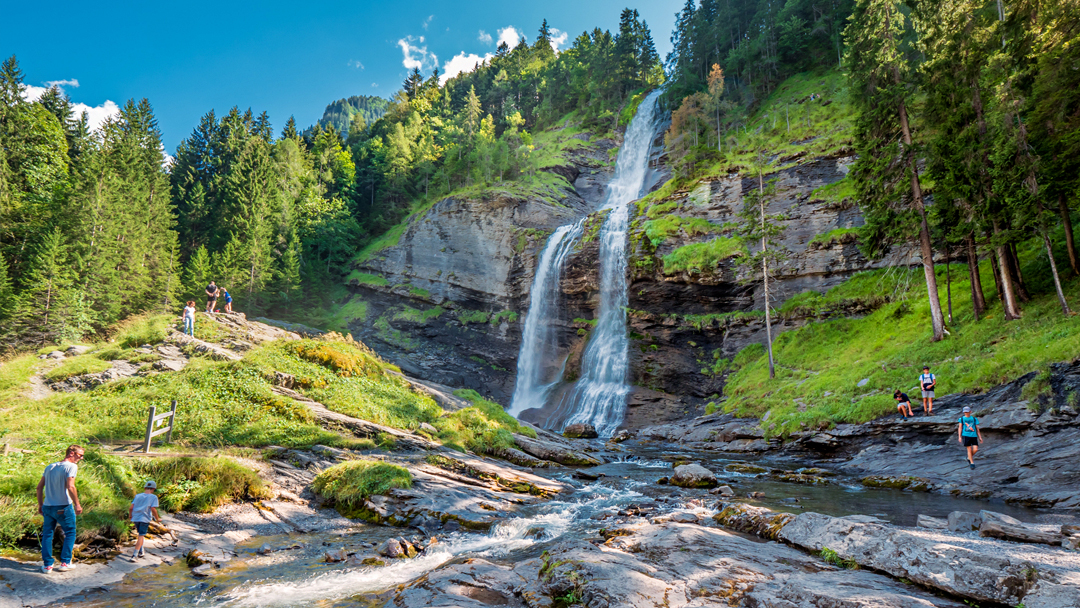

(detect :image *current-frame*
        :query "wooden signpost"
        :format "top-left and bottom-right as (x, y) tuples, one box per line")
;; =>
(142, 400), (177, 453)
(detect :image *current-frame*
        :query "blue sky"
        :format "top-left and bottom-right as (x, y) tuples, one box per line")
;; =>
(2, 1), (683, 152)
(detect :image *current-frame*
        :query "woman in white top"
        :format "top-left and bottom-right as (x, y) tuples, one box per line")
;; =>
(183, 301), (196, 336)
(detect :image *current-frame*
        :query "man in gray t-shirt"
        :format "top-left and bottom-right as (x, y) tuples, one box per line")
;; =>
(37, 445), (84, 573)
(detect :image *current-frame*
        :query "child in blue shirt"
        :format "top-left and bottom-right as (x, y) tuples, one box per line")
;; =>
(957, 406), (983, 469)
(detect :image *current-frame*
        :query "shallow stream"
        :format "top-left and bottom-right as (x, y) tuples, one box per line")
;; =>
(64, 445), (1044, 608)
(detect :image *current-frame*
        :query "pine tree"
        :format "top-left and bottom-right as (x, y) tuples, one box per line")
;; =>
(15, 229), (78, 346)
(0, 251), (14, 329)
(846, 0), (947, 340)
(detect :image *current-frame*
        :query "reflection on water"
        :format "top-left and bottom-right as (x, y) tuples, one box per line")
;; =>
(65, 446), (1045, 608)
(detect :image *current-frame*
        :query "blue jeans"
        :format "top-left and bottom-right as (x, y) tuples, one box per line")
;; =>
(184, 316), (194, 336)
(41, 504), (76, 566)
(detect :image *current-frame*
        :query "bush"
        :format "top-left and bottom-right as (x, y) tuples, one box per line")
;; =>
(435, 390), (537, 453)
(312, 459), (412, 514)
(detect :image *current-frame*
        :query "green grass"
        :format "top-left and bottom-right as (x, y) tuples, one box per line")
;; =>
(810, 176), (857, 206)
(325, 296), (369, 333)
(42, 355), (112, 381)
(490, 310), (519, 324)
(393, 306), (444, 324)
(110, 314), (172, 348)
(456, 309), (491, 324)
(662, 237), (746, 275)
(312, 459), (412, 516)
(723, 253), (1080, 437)
(643, 215), (726, 246)
(618, 88), (651, 127)
(135, 456), (271, 513)
(347, 271), (390, 287)
(435, 389), (536, 453)
(807, 227), (860, 249)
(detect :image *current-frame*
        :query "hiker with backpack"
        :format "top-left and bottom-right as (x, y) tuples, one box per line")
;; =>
(205, 281), (219, 313)
(958, 406), (983, 469)
(919, 366), (936, 415)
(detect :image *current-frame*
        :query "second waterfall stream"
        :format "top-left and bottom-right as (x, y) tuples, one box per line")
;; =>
(509, 90), (662, 437)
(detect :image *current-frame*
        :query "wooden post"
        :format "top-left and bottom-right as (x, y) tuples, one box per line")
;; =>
(143, 405), (157, 453)
(165, 400), (177, 443)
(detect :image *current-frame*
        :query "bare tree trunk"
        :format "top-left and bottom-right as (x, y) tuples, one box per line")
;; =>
(1059, 194), (1079, 275)
(994, 222), (1022, 319)
(1007, 243), (1031, 302)
(760, 170), (775, 380)
(965, 233), (986, 320)
(990, 253), (1006, 311)
(898, 98), (946, 340)
(1043, 232), (1072, 314)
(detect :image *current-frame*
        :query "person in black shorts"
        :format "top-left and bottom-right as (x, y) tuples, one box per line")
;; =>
(957, 406), (983, 469)
(205, 281), (218, 313)
(894, 390), (914, 418)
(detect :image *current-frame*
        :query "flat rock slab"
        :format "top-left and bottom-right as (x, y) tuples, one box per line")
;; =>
(779, 511), (1080, 606)
(392, 523), (967, 607)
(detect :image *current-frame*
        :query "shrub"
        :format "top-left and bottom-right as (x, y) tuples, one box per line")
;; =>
(110, 314), (172, 348)
(134, 456), (271, 513)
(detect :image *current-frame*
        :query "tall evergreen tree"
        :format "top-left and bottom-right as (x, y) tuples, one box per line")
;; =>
(846, 0), (947, 340)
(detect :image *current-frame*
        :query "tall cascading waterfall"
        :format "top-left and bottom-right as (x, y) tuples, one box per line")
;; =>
(561, 90), (662, 437)
(508, 90), (661, 435)
(507, 220), (585, 418)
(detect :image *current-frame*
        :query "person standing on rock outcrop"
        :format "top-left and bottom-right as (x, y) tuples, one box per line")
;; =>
(958, 406), (983, 469)
(919, 366), (936, 415)
(182, 301), (196, 336)
(37, 445), (84, 574)
(205, 281), (219, 313)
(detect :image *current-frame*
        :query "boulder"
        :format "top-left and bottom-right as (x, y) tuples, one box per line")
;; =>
(947, 511), (983, 532)
(713, 503), (794, 540)
(257, 543), (273, 555)
(47, 351), (66, 359)
(65, 345), (92, 356)
(419, 422), (438, 435)
(512, 434), (602, 466)
(153, 358), (187, 372)
(979, 521), (1063, 546)
(979, 510), (1024, 527)
(273, 372), (295, 388)
(324, 549), (347, 562)
(916, 514), (948, 530)
(563, 423), (598, 439)
(185, 550), (212, 567)
(377, 538), (404, 558)
(191, 564), (215, 578)
(669, 463), (718, 488)
(669, 512), (700, 523)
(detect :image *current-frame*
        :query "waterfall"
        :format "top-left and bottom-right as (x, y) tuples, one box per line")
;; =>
(509, 90), (661, 434)
(561, 90), (661, 437)
(507, 220), (585, 417)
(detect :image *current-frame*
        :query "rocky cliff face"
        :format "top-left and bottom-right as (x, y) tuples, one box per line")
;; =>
(342, 133), (911, 432)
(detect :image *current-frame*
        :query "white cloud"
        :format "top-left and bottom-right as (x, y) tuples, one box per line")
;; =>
(397, 36), (437, 71)
(348, 59), (365, 69)
(440, 51), (494, 84)
(20, 82), (120, 133)
(549, 28), (568, 51)
(372, 82), (379, 88)
(497, 26), (522, 49)
(422, 15), (433, 30)
(478, 30), (492, 44)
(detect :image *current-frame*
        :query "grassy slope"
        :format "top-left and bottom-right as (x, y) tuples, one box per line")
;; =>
(0, 316), (526, 549)
(722, 242), (1080, 436)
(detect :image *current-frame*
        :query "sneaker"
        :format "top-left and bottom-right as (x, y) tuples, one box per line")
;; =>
(970, 463), (976, 470)
(129, 553), (140, 562)
(137, 549), (145, 558)
(41, 565), (53, 574)
(54, 563), (74, 572)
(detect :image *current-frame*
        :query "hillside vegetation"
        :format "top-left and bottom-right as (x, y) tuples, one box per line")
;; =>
(0, 315), (526, 550)
(720, 239), (1080, 436)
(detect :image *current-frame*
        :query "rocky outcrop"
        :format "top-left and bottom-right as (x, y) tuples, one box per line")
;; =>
(391, 522), (970, 608)
(641, 359), (1080, 509)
